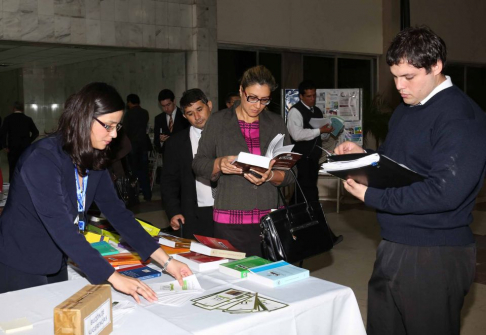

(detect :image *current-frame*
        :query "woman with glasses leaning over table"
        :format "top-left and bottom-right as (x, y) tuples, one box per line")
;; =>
(193, 65), (295, 256)
(0, 82), (191, 300)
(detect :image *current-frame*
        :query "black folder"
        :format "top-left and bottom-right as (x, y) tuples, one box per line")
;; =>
(321, 153), (426, 189)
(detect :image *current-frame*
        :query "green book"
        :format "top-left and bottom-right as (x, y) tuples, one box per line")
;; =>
(218, 256), (272, 278)
(90, 241), (119, 256)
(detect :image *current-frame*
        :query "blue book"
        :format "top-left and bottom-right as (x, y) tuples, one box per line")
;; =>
(118, 266), (161, 280)
(247, 261), (309, 288)
(330, 116), (345, 137)
(90, 241), (119, 256)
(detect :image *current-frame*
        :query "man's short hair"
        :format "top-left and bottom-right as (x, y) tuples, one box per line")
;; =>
(13, 101), (24, 112)
(126, 94), (140, 105)
(158, 89), (175, 102)
(386, 26), (447, 74)
(180, 89), (209, 112)
(225, 92), (239, 104)
(298, 80), (317, 95)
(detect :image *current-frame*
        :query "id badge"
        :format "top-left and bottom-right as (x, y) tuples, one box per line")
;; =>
(78, 211), (86, 232)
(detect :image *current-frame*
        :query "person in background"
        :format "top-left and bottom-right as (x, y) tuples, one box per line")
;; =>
(0, 83), (191, 299)
(0, 101), (39, 183)
(287, 80), (333, 203)
(153, 89), (190, 154)
(161, 89), (215, 238)
(225, 92), (240, 109)
(335, 26), (486, 335)
(193, 65), (295, 256)
(123, 94), (151, 201)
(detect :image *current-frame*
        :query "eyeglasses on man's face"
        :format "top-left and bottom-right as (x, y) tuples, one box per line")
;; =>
(243, 91), (271, 106)
(93, 117), (122, 132)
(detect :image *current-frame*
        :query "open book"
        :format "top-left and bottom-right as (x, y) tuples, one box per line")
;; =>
(309, 116), (345, 137)
(321, 153), (426, 189)
(232, 134), (301, 174)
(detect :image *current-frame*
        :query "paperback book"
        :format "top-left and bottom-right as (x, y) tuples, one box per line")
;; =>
(190, 235), (246, 260)
(247, 260), (309, 288)
(219, 256), (272, 278)
(232, 134), (301, 173)
(90, 241), (119, 256)
(174, 252), (228, 272)
(309, 116), (345, 137)
(158, 233), (193, 249)
(118, 266), (161, 280)
(103, 253), (145, 267)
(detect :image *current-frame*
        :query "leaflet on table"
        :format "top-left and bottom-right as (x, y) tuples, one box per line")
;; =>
(148, 274), (205, 306)
(191, 288), (288, 313)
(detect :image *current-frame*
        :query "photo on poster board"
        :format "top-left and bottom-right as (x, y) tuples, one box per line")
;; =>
(283, 88), (362, 146)
(284, 89), (299, 121)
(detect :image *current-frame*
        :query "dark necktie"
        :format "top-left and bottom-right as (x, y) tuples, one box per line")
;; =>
(168, 114), (174, 133)
(310, 107), (314, 113)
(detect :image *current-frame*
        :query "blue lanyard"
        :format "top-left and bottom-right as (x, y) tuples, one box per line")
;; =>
(74, 166), (88, 232)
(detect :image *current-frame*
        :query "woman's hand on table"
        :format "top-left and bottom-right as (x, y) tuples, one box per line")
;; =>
(218, 156), (242, 175)
(107, 271), (158, 304)
(165, 259), (193, 286)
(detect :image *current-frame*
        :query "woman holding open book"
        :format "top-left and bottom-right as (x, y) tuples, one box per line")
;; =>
(193, 65), (295, 256)
(0, 83), (191, 299)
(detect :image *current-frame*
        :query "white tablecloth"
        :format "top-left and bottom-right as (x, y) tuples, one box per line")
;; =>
(0, 269), (366, 335)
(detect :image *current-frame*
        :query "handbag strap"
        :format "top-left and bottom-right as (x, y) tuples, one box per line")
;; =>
(276, 169), (314, 216)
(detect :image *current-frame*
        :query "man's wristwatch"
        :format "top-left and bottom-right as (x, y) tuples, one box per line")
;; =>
(161, 255), (173, 272)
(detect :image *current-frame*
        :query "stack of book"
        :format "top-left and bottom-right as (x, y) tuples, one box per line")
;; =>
(247, 261), (309, 288)
(190, 235), (246, 260)
(218, 256), (272, 278)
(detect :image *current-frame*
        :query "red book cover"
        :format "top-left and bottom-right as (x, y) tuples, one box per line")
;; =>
(177, 252), (225, 263)
(193, 235), (240, 252)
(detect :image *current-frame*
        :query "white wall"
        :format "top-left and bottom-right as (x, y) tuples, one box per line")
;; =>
(22, 52), (186, 134)
(217, 0), (383, 55)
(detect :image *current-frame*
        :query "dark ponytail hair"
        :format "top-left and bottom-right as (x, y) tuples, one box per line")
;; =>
(57, 82), (125, 176)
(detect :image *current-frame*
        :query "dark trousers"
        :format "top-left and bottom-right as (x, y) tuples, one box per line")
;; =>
(7, 151), (21, 183)
(293, 156), (320, 203)
(367, 240), (476, 335)
(214, 222), (262, 257)
(0, 261), (68, 294)
(128, 149), (151, 201)
(182, 206), (214, 239)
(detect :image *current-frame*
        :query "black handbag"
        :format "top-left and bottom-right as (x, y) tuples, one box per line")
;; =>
(260, 173), (343, 263)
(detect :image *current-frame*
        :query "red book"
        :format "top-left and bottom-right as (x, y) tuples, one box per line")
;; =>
(190, 235), (246, 260)
(174, 252), (229, 272)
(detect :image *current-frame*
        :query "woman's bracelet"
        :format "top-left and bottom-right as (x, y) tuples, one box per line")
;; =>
(161, 255), (173, 271)
(265, 170), (274, 183)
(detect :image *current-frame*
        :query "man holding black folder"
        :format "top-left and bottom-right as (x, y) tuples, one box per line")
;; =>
(335, 26), (486, 335)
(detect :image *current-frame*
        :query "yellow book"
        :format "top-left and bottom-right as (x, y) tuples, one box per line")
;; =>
(84, 231), (110, 244)
(86, 225), (121, 244)
(136, 218), (161, 237)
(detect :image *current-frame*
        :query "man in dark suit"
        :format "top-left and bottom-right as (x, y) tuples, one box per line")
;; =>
(0, 101), (39, 183)
(153, 89), (190, 153)
(161, 89), (214, 239)
(123, 94), (151, 201)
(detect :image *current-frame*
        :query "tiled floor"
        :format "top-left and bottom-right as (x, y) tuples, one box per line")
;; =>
(133, 185), (486, 334)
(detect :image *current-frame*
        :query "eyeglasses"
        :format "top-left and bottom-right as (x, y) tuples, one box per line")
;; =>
(243, 91), (271, 106)
(93, 117), (122, 132)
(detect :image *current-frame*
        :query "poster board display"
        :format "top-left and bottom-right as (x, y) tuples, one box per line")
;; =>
(283, 88), (363, 146)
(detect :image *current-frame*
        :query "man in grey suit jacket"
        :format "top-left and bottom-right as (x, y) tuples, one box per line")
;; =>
(161, 89), (214, 239)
